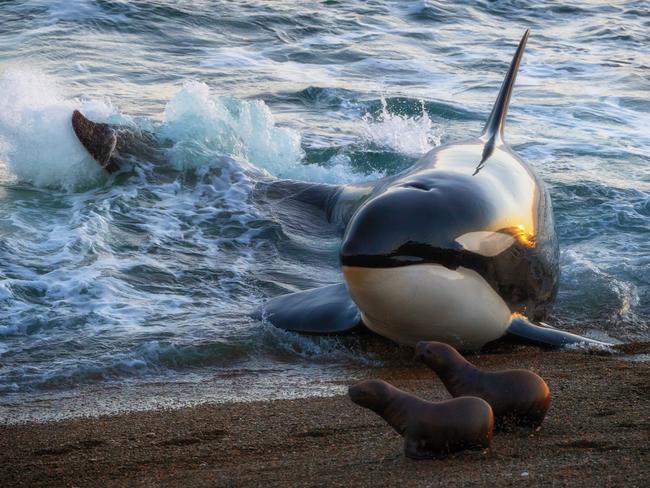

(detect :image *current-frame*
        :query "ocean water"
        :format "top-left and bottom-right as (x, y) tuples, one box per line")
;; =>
(0, 1), (648, 421)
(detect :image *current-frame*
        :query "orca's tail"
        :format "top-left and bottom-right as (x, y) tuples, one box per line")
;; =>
(506, 315), (612, 349)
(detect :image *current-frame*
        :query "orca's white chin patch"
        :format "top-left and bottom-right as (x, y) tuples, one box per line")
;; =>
(342, 264), (511, 350)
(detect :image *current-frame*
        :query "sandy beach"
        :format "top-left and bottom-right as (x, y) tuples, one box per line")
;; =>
(2, 344), (649, 487)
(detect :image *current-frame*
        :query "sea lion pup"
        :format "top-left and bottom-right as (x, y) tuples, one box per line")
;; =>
(348, 379), (493, 459)
(416, 341), (550, 428)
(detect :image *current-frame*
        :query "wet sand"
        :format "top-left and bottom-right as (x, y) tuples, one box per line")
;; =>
(2, 344), (649, 487)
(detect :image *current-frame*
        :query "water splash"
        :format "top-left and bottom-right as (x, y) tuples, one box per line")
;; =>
(161, 81), (303, 173)
(362, 97), (442, 155)
(0, 67), (114, 190)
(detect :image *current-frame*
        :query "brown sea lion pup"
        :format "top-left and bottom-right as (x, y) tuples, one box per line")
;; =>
(348, 379), (493, 459)
(415, 341), (550, 428)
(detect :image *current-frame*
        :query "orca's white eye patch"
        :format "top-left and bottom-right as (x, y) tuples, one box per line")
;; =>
(455, 231), (515, 257)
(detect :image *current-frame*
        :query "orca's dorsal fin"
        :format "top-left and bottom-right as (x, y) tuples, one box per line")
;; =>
(481, 29), (530, 143)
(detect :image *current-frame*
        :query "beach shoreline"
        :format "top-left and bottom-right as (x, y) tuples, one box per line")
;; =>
(2, 345), (649, 487)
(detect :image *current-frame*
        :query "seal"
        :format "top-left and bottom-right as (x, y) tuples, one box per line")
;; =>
(71, 110), (119, 173)
(71, 31), (611, 350)
(415, 341), (551, 428)
(348, 379), (493, 459)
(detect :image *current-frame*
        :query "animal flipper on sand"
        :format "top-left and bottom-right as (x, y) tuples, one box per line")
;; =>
(506, 315), (611, 348)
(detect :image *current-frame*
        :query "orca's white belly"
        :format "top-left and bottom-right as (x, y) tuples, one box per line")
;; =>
(342, 264), (511, 350)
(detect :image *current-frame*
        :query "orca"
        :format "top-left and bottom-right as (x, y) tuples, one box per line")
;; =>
(72, 31), (610, 350)
(257, 30), (609, 350)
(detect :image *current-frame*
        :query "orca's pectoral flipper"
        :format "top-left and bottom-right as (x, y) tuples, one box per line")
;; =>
(506, 315), (612, 348)
(71, 110), (120, 173)
(254, 283), (363, 334)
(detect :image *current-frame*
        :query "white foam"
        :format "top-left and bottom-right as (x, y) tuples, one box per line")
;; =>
(261, 322), (381, 366)
(159, 84), (437, 185)
(0, 67), (115, 190)
(161, 81), (303, 174)
(284, 154), (383, 184)
(562, 248), (641, 323)
(362, 97), (441, 155)
(160, 81), (379, 184)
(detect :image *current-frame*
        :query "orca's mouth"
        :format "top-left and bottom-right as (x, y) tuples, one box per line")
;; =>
(339, 241), (489, 273)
